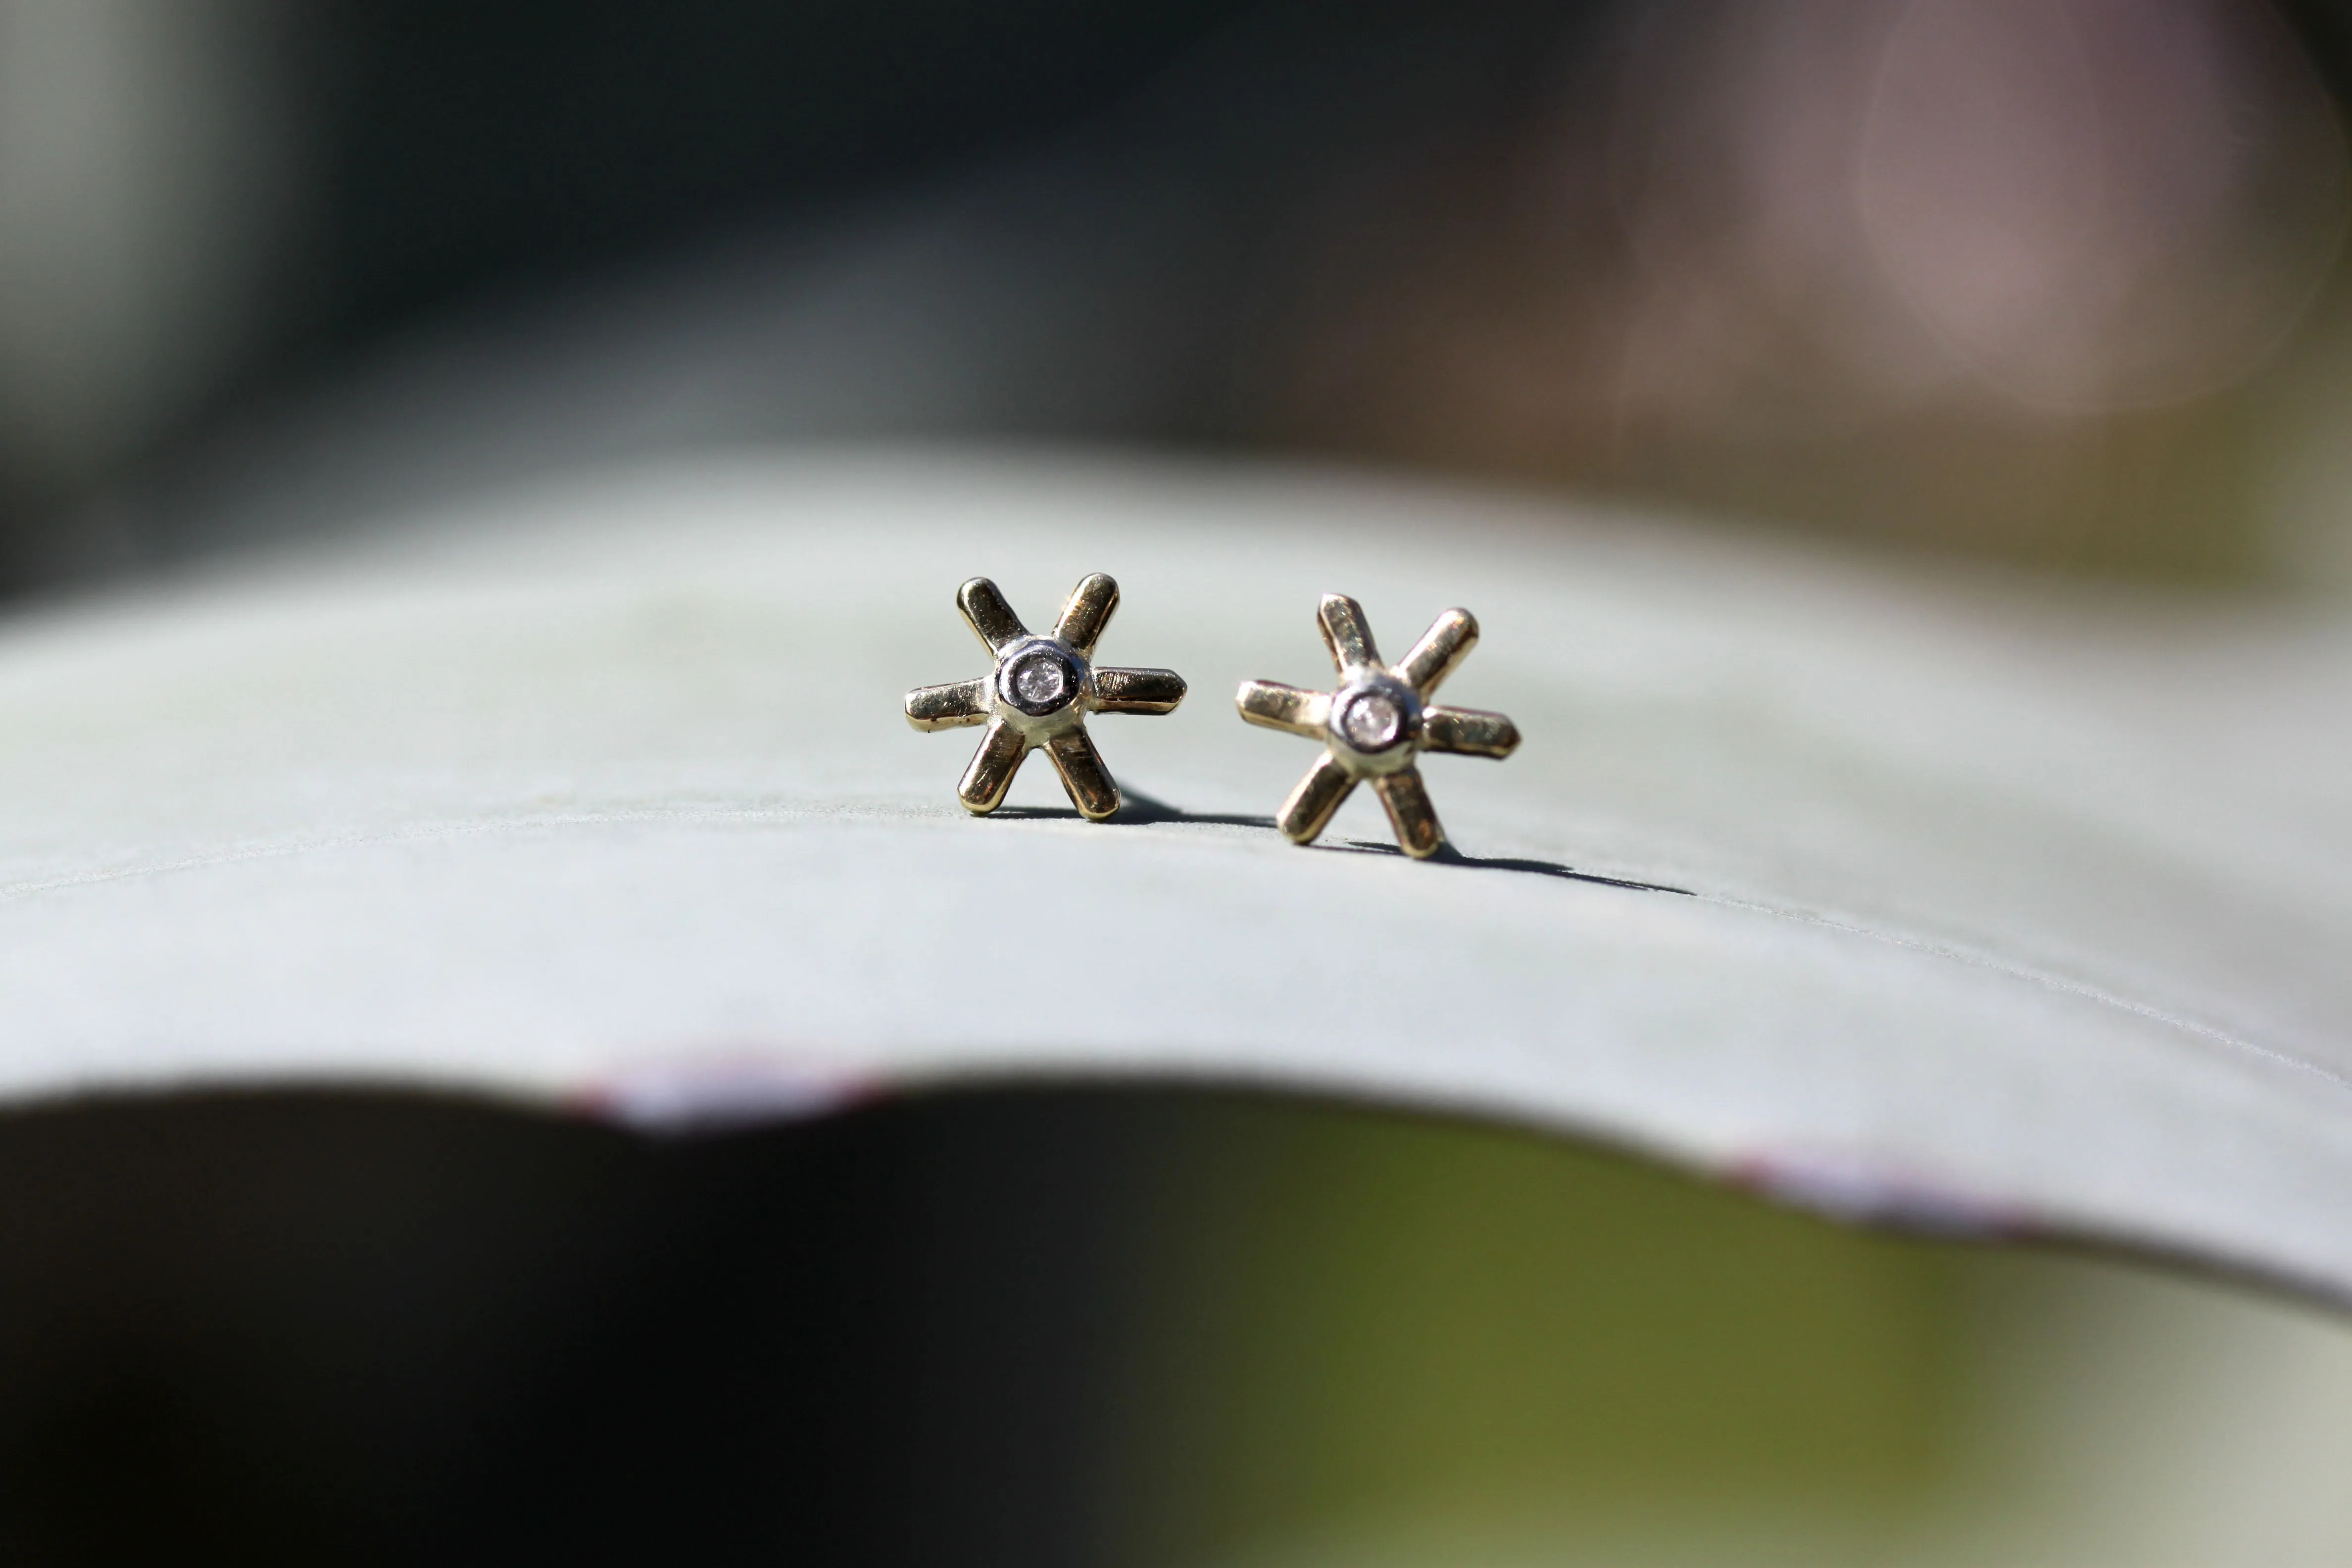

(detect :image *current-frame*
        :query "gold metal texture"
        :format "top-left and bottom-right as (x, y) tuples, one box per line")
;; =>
(1236, 594), (1519, 857)
(904, 573), (1186, 820)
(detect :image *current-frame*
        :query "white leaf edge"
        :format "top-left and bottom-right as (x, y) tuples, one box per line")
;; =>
(2, 449), (2348, 1298)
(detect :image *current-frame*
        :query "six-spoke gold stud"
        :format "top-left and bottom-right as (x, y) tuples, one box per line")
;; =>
(904, 574), (1186, 820)
(1235, 594), (1519, 857)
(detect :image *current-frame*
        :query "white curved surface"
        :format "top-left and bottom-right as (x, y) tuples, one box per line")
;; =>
(4, 451), (2349, 1293)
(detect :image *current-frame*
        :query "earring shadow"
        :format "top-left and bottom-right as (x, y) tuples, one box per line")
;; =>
(985, 784), (1273, 830)
(1108, 786), (1275, 830)
(1313, 838), (1694, 895)
(991, 784), (1689, 895)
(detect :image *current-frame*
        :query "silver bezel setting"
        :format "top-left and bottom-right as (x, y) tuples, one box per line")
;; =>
(993, 636), (1091, 737)
(1325, 673), (1421, 776)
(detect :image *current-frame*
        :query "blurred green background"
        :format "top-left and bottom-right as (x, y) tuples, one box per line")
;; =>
(17, 1088), (2343, 1563)
(1115, 1100), (2352, 1566)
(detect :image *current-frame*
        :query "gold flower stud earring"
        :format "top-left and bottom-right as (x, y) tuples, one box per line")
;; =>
(1236, 594), (1519, 857)
(905, 574), (1186, 820)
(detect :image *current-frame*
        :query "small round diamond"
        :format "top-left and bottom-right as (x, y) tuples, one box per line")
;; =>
(1013, 655), (1067, 706)
(1002, 645), (1079, 715)
(1339, 689), (1404, 752)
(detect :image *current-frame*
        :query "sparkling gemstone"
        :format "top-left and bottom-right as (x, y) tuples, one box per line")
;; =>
(1009, 649), (1071, 709)
(1339, 688), (1404, 751)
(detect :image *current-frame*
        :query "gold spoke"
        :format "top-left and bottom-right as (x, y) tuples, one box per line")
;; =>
(1046, 729), (1121, 821)
(1276, 752), (1357, 844)
(1234, 679), (1330, 737)
(1054, 573), (1121, 657)
(957, 577), (1028, 653)
(1372, 769), (1445, 858)
(1421, 705), (1520, 758)
(1398, 608), (1478, 697)
(956, 718), (1029, 814)
(903, 678), (991, 731)
(1094, 666), (1187, 713)
(1316, 593), (1381, 673)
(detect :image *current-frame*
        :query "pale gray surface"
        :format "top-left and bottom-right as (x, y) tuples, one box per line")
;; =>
(4, 451), (2349, 1292)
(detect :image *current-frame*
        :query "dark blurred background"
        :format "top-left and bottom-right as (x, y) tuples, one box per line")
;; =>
(8, 0), (2352, 583)
(7, 3), (2352, 1563)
